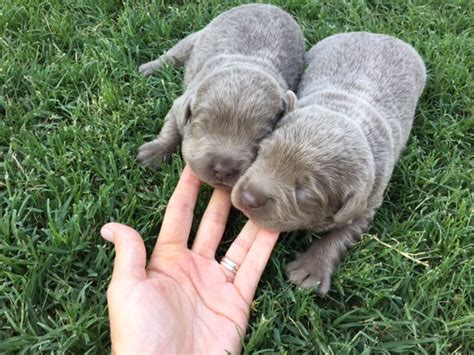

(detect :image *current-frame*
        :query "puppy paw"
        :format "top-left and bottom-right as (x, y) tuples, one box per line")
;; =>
(286, 250), (336, 296)
(137, 140), (173, 167)
(138, 63), (156, 77)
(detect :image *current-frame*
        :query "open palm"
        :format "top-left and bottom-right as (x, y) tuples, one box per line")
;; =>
(102, 167), (279, 354)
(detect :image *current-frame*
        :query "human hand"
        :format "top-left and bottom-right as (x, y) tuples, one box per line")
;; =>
(101, 166), (280, 354)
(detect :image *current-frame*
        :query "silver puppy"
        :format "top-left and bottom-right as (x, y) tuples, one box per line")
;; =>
(138, 4), (303, 189)
(232, 32), (426, 295)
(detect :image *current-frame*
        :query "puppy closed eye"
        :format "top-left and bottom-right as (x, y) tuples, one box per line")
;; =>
(295, 181), (328, 207)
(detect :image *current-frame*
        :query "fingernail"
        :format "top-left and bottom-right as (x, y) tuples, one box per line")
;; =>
(101, 226), (114, 242)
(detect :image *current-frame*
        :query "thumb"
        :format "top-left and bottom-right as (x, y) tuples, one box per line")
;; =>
(101, 222), (147, 282)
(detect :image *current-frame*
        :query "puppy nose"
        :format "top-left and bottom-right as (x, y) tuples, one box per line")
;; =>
(240, 189), (269, 210)
(213, 159), (237, 181)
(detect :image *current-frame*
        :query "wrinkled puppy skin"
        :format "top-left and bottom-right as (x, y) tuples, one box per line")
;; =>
(232, 32), (427, 295)
(137, 4), (304, 189)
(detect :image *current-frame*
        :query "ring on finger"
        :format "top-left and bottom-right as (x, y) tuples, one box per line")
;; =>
(220, 256), (239, 274)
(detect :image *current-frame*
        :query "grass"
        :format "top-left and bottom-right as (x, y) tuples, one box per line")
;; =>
(1, 0), (472, 353)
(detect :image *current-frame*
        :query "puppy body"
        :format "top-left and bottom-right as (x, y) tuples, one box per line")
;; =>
(138, 4), (304, 188)
(232, 32), (426, 294)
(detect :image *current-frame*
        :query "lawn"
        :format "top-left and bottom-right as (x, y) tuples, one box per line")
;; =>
(1, 0), (472, 353)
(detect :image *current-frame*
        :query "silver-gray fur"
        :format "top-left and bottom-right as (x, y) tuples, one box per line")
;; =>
(137, 4), (304, 189)
(231, 32), (426, 295)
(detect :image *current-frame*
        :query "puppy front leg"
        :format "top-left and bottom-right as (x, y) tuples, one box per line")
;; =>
(286, 210), (375, 296)
(139, 31), (200, 76)
(137, 113), (181, 167)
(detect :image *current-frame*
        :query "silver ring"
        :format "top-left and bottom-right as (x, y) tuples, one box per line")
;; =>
(220, 256), (239, 274)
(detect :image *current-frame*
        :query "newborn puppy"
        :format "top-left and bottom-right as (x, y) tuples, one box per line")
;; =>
(137, 4), (303, 189)
(232, 32), (426, 295)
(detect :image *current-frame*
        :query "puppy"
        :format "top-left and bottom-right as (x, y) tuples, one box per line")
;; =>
(231, 32), (426, 295)
(137, 4), (304, 189)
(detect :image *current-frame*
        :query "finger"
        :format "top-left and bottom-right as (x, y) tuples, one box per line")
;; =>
(101, 222), (147, 283)
(154, 166), (201, 248)
(219, 221), (260, 282)
(233, 228), (280, 304)
(191, 189), (231, 258)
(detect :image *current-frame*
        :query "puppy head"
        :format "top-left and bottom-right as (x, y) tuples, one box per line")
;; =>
(231, 107), (375, 231)
(178, 68), (297, 189)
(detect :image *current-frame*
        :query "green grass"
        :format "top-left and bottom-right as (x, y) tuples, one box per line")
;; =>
(1, 0), (472, 353)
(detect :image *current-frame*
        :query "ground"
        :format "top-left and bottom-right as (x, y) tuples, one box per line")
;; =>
(1, 0), (472, 353)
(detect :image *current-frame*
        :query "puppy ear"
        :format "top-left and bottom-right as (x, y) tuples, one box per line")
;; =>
(171, 92), (193, 132)
(283, 90), (298, 113)
(333, 191), (367, 225)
